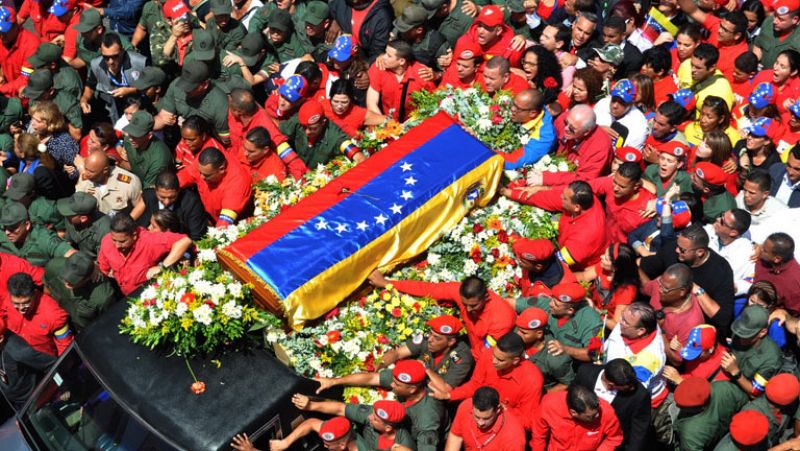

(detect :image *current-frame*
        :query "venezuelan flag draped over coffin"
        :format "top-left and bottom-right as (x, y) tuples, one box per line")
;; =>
(218, 112), (505, 328)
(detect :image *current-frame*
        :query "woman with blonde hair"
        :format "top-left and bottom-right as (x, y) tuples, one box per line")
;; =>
(29, 101), (79, 180)
(13, 133), (73, 200)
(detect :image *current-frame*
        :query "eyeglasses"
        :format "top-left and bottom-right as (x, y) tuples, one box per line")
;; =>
(716, 214), (734, 229)
(510, 103), (533, 112)
(102, 53), (122, 61)
(522, 60), (538, 68)
(657, 278), (685, 293)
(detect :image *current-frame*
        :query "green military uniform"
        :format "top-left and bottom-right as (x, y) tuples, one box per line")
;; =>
(296, 1), (329, 54)
(675, 381), (749, 451)
(138, 0), (176, 67)
(248, 3), (308, 35)
(0, 95), (24, 155)
(432, 0), (473, 47)
(3, 172), (65, 231)
(159, 81), (231, 138)
(527, 334), (576, 388)
(409, 30), (450, 70)
(264, 33), (309, 66)
(643, 166), (694, 197)
(63, 213), (111, 258)
(376, 369), (444, 451)
(0, 168), (10, 196)
(0, 202), (73, 267)
(44, 256), (117, 330)
(736, 395), (800, 446)
(206, 17), (248, 51)
(52, 63), (83, 99)
(754, 15), (800, 68)
(52, 94), (84, 131)
(290, 121), (356, 168)
(732, 336), (783, 391)
(701, 191), (738, 224)
(405, 334), (474, 388)
(516, 296), (603, 348)
(123, 137), (172, 188)
(344, 404), (417, 450)
(28, 198), (66, 231)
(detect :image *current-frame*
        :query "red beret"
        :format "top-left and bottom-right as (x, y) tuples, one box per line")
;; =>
(516, 307), (549, 329)
(453, 39), (483, 61)
(393, 359), (426, 384)
(427, 315), (463, 335)
(730, 410), (769, 446)
(298, 99), (325, 126)
(766, 373), (800, 406)
(513, 238), (555, 262)
(318, 417), (351, 442)
(476, 5), (504, 27)
(615, 146), (642, 164)
(773, 0), (800, 14)
(658, 141), (687, 159)
(674, 377), (711, 408)
(373, 400), (406, 423)
(693, 162), (727, 186)
(551, 282), (586, 304)
(529, 281), (553, 298)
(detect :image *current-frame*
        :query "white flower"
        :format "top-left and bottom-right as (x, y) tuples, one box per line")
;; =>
(318, 335), (329, 346)
(192, 304), (214, 326)
(478, 104), (490, 115)
(172, 277), (186, 288)
(427, 252), (441, 266)
(197, 249), (217, 263)
(558, 162), (570, 171)
(264, 174), (280, 185)
(209, 283), (226, 300)
(228, 281), (243, 298)
(149, 308), (166, 326)
(194, 280), (213, 296)
(319, 368), (335, 378)
(140, 286), (157, 301)
(266, 330), (284, 344)
(225, 226), (240, 244)
(486, 255), (495, 264)
(188, 269), (204, 285)
(463, 259), (478, 276)
(175, 302), (189, 317)
(519, 134), (530, 145)
(440, 97), (455, 112)
(221, 301), (242, 319)
(476, 118), (493, 131)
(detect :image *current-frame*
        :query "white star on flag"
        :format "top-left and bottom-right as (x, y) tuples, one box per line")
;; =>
(400, 190), (413, 200)
(315, 218), (328, 230)
(390, 203), (402, 214)
(356, 221), (368, 231)
(375, 214), (388, 226)
(404, 176), (417, 186)
(335, 223), (348, 233)
(400, 162), (413, 172)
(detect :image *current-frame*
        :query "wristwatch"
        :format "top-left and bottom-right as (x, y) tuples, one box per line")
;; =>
(694, 286), (706, 297)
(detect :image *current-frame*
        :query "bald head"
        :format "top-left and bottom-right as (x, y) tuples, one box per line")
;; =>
(568, 104), (596, 134)
(516, 89), (543, 111)
(83, 152), (111, 184)
(229, 88), (258, 116)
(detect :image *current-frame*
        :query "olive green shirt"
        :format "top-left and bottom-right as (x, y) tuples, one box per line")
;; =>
(344, 403), (417, 451)
(290, 121), (354, 168)
(0, 95), (24, 134)
(675, 381), (748, 451)
(138, 0), (176, 67)
(44, 257), (117, 330)
(123, 136), (173, 188)
(516, 296), (603, 349)
(206, 16), (247, 51)
(28, 197), (66, 231)
(159, 82), (231, 137)
(376, 369), (443, 451)
(754, 15), (800, 68)
(701, 191), (737, 224)
(732, 336), (783, 387)
(263, 32), (309, 67)
(0, 224), (74, 267)
(434, 0), (474, 47)
(528, 335), (576, 388)
(405, 335), (474, 389)
(63, 212), (111, 258)
(643, 166), (694, 197)
(51, 94), (84, 130)
(53, 63), (83, 99)
(247, 3), (308, 35)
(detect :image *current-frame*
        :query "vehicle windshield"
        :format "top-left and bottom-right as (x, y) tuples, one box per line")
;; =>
(18, 348), (174, 451)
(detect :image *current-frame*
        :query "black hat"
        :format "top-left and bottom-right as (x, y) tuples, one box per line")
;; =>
(176, 60), (210, 92)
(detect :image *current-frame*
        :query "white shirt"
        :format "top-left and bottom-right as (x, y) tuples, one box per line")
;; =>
(735, 194), (788, 244)
(775, 173), (800, 206)
(593, 97), (649, 150)
(593, 370), (618, 404)
(704, 225), (755, 296)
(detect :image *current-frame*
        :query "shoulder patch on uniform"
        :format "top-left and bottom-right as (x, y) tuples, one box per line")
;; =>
(117, 173), (131, 183)
(412, 334), (424, 345)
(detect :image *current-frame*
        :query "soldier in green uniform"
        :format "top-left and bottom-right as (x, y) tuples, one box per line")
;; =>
(183, 29), (249, 93)
(0, 94), (25, 156)
(27, 44), (83, 100)
(56, 192), (112, 258)
(121, 112), (173, 188)
(219, 32), (271, 88)
(505, 0), (534, 39)
(261, 10), (311, 69)
(515, 282), (603, 363)
(157, 61), (232, 143)
(722, 306), (783, 397)
(379, 315), (475, 390)
(248, 0), (308, 37)
(24, 70), (84, 136)
(292, 100), (365, 167)
(673, 378), (749, 450)
(297, 1), (332, 55)
(70, 10), (134, 69)
(43, 252), (118, 330)
(392, 4), (451, 70)
(0, 202), (74, 267)
(713, 410), (771, 451)
(132, 0), (183, 68)
(515, 307), (575, 389)
(423, 0), (474, 48)
(206, 0), (248, 51)
(4, 173), (65, 232)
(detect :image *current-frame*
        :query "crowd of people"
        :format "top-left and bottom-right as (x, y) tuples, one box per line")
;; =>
(2, 0), (800, 448)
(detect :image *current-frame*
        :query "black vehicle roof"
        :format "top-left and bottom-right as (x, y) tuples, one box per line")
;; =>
(76, 301), (310, 451)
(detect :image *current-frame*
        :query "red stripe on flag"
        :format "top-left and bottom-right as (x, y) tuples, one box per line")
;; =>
(224, 112), (458, 261)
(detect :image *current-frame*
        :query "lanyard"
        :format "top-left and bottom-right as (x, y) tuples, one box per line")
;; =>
(108, 69), (129, 88)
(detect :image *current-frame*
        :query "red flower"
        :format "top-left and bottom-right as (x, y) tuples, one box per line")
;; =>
(497, 230), (509, 243)
(412, 302), (421, 312)
(391, 307), (403, 318)
(365, 354), (376, 372)
(418, 259), (429, 269)
(491, 248), (500, 258)
(326, 330), (341, 343)
(179, 268), (188, 276)
(490, 104), (501, 113)
(473, 223), (484, 234)
(180, 293), (196, 304)
(359, 297), (367, 307)
(543, 76), (558, 89)
(348, 395), (360, 404)
(470, 247), (482, 263)
(204, 300), (215, 308)
(325, 308), (341, 320)
(191, 381), (206, 394)
(377, 334), (390, 344)
(491, 114), (503, 125)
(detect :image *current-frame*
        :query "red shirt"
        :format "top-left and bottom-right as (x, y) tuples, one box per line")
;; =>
(391, 280), (516, 359)
(512, 186), (608, 270)
(228, 106), (308, 179)
(478, 72), (530, 95)
(349, 0), (376, 47)
(753, 70), (800, 122)
(589, 262), (636, 313)
(450, 399), (526, 451)
(18, 0), (78, 43)
(457, 22), (523, 67)
(98, 227), (187, 295)
(531, 391), (623, 451)
(683, 344), (730, 381)
(755, 259), (800, 315)
(180, 152), (253, 226)
(519, 261), (577, 296)
(175, 136), (225, 170)
(450, 347), (543, 430)
(702, 15), (748, 81)
(323, 102), (367, 137)
(440, 63), (480, 90)
(368, 62), (436, 121)
(644, 279), (705, 344)
(588, 177), (655, 243)
(653, 76), (678, 107)
(542, 116), (613, 186)
(0, 28), (39, 97)
(237, 148), (288, 182)
(0, 291), (72, 357)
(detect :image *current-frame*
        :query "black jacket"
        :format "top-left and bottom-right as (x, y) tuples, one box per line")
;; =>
(329, 0), (394, 62)
(136, 188), (209, 241)
(575, 363), (651, 451)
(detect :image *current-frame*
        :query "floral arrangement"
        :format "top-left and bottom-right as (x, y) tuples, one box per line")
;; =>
(261, 285), (455, 404)
(354, 118), (405, 154)
(504, 154), (577, 183)
(394, 196), (558, 298)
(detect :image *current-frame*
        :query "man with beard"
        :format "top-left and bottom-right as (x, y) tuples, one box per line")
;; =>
(753, 0), (800, 67)
(391, 3), (450, 70)
(445, 387), (526, 451)
(723, 306), (782, 398)
(55, 192), (112, 258)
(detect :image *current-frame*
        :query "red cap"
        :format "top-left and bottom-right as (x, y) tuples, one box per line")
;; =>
(615, 146), (642, 164)
(551, 282), (585, 304)
(392, 360), (426, 385)
(516, 307), (549, 329)
(453, 39), (483, 60)
(713, 0), (728, 6)
(513, 238), (555, 262)
(773, 0), (800, 14)
(427, 315), (463, 335)
(529, 281), (553, 298)
(318, 417), (351, 442)
(674, 377), (711, 408)
(476, 5), (504, 27)
(657, 141), (688, 159)
(765, 373), (800, 406)
(693, 162), (727, 186)
(730, 410), (769, 446)
(163, 0), (190, 20)
(298, 99), (325, 126)
(373, 400), (406, 423)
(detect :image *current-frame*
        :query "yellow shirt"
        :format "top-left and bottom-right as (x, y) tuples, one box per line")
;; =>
(684, 122), (742, 147)
(677, 60), (735, 116)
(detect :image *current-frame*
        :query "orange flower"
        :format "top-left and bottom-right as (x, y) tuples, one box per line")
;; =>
(191, 381), (206, 394)
(387, 121), (403, 136)
(487, 218), (503, 231)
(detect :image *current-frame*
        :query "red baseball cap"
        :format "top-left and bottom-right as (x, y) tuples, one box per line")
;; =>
(373, 400), (406, 424)
(730, 410), (769, 446)
(427, 315), (463, 336)
(765, 373), (800, 406)
(163, 0), (190, 20)
(512, 238), (555, 262)
(516, 307), (549, 330)
(298, 99), (326, 126)
(693, 162), (727, 186)
(551, 282), (586, 304)
(318, 417), (351, 442)
(476, 5), (504, 27)
(657, 141), (688, 159)
(392, 359), (426, 385)
(674, 377), (711, 408)
(454, 39), (483, 60)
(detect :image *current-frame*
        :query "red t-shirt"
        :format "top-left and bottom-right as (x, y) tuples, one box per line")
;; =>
(589, 262), (637, 314)
(753, 70), (800, 122)
(18, 0), (79, 43)
(653, 76), (678, 107)
(179, 152), (253, 226)
(368, 62), (436, 121)
(702, 15), (748, 81)
(237, 147), (288, 182)
(588, 177), (655, 243)
(0, 292), (72, 357)
(644, 279), (705, 344)
(478, 71), (530, 95)
(451, 399), (526, 451)
(323, 102), (367, 137)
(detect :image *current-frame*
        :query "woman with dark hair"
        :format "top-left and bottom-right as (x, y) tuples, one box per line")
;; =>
(79, 122), (122, 163)
(735, 118), (782, 188)
(689, 129), (739, 193)
(325, 78), (386, 137)
(175, 115), (225, 170)
(742, 0), (766, 43)
(669, 23), (702, 75)
(631, 74), (656, 118)
(520, 46), (563, 107)
(751, 49), (800, 123)
(148, 209), (184, 234)
(13, 133), (74, 200)
(684, 96), (741, 146)
(558, 67), (604, 112)
(576, 242), (640, 329)
(741, 281), (788, 348)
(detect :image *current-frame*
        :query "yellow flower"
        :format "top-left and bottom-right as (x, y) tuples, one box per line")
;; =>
(381, 292), (392, 301)
(181, 317), (194, 331)
(402, 327), (413, 336)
